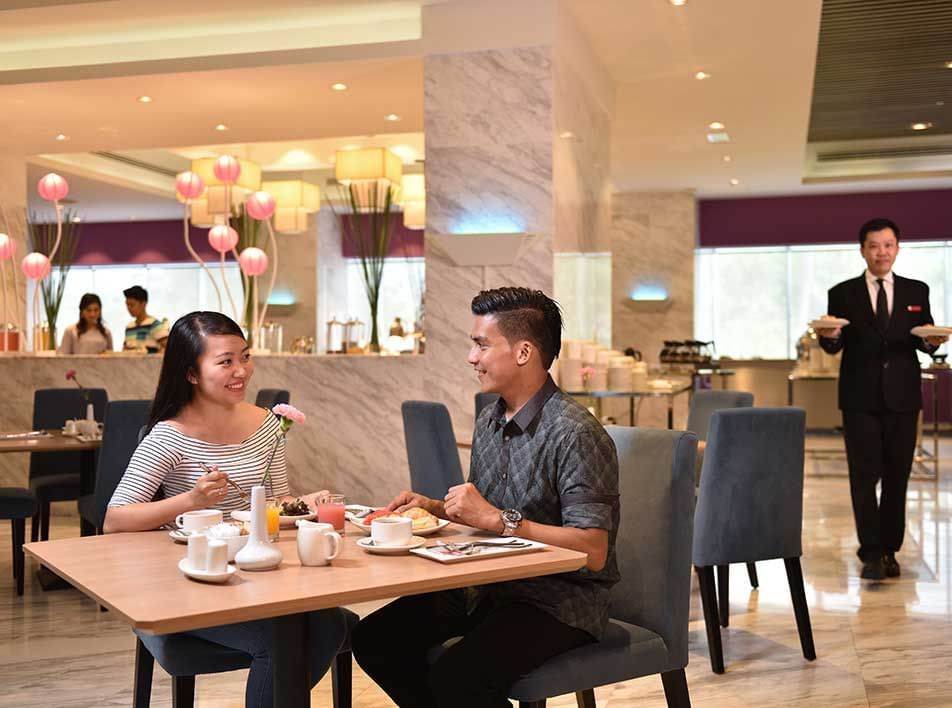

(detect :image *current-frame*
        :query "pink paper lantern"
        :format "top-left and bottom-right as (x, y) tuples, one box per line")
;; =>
(175, 171), (205, 200)
(0, 233), (15, 261)
(37, 173), (69, 202)
(245, 191), (276, 220)
(238, 247), (268, 276)
(21, 252), (51, 279)
(208, 224), (239, 254)
(213, 155), (241, 183)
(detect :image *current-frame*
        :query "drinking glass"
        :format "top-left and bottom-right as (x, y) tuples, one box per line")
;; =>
(317, 494), (346, 532)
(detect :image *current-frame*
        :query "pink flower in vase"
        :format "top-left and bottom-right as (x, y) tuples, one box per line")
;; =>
(262, 404), (307, 493)
(65, 368), (91, 403)
(580, 367), (596, 382)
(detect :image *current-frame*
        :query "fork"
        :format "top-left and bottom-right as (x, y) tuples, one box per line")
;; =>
(434, 540), (530, 552)
(199, 462), (248, 500)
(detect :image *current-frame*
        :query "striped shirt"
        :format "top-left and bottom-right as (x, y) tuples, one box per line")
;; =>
(109, 411), (290, 520)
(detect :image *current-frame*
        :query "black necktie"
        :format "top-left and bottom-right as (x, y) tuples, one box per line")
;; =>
(876, 278), (889, 333)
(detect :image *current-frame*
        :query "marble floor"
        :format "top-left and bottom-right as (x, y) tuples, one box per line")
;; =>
(2, 436), (951, 707)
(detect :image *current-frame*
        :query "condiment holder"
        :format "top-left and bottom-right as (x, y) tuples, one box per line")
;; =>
(234, 485), (283, 571)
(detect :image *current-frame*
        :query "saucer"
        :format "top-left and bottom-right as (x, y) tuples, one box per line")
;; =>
(178, 557), (236, 584)
(348, 518), (450, 537)
(356, 536), (426, 555)
(169, 529), (191, 544)
(809, 317), (849, 329)
(911, 325), (952, 338)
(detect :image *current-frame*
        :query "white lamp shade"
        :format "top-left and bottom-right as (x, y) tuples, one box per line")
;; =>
(189, 198), (217, 228)
(261, 180), (320, 211)
(335, 147), (402, 184)
(273, 207), (312, 233)
(403, 201), (425, 230)
(400, 174), (425, 203)
(191, 157), (261, 215)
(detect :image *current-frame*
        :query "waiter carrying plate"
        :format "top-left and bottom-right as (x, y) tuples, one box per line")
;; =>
(815, 218), (949, 581)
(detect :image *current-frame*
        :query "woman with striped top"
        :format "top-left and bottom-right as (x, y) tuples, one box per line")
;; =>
(104, 311), (349, 708)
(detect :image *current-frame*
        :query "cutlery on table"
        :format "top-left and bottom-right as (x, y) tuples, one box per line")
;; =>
(199, 462), (248, 500)
(432, 540), (531, 551)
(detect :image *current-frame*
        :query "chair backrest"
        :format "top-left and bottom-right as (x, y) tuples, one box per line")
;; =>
(607, 425), (696, 669)
(401, 401), (465, 500)
(30, 388), (109, 482)
(93, 400), (152, 527)
(474, 392), (500, 421)
(693, 407), (806, 567)
(686, 389), (753, 441)
(255, 388), (290, 410)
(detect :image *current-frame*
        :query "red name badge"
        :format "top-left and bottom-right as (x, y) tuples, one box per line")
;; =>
(907, 305), (922, 312)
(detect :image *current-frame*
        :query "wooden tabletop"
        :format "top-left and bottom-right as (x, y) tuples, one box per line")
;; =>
(24, 525), (587, 635)
(0, 430), (101, 453)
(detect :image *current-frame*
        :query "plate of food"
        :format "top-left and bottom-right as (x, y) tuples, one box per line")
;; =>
(808, 317), (850, 330)
(230, 498), (318, 528)
(911, 325), (952, 338)
(347, 507), (449, 536)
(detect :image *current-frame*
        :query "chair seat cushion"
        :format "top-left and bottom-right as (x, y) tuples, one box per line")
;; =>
(29, 474), (80, 502)
(0, 487), (39, 519)
(135, 630), (253, 676)
(508, 620), (670, 701)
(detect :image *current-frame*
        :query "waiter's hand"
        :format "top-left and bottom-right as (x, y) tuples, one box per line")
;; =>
(925, 335), (949, 347)
(815, 315), (841, 339)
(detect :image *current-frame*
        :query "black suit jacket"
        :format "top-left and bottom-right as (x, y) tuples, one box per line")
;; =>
(819, 273), (935, 412)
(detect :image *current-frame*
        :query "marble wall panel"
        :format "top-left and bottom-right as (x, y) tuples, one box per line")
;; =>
(261, 213), (317, 345)
(0, 157), (27, 338)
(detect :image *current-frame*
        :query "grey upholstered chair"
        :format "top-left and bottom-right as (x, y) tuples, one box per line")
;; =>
(401, 401), (465, 499)
(77, 400), (151, 535)
(474, 392), (500, 421)
(506, 426), (697, 708)
(255, 388), (290, 410)
(1, 487), (39, 595)
(30, 387), (108, 541)
(693, 407), (815, 674)
(687, 390), (758, 592)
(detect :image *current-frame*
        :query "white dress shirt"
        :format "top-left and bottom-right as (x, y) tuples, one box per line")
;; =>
(864, 269), (893, 317)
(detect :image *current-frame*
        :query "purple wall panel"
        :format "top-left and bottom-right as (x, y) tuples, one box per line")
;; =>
(74, 220), (218, 265)
(699, 189), (952, 247)
(340, 216), (424, 259)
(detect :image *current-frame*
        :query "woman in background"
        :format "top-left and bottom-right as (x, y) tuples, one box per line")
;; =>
(58, 293), (113, 354)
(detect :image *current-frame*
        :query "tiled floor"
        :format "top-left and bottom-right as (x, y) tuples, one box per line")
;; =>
(2, 435), (951, 706)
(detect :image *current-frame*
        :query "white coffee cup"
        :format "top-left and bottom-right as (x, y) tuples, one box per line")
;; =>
(187, 532), (208, 571)
(206, 539), (228, 573)
(176, 509), (224, 533)
(63, 420), (78, 435)
(296, 520), (342, 566)
(371, 516), (413, 547)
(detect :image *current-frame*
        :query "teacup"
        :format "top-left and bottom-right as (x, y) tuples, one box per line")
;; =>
(371, 516), (413, 547)
(176, 509), (224, 533)
(63, 420), (78, 435)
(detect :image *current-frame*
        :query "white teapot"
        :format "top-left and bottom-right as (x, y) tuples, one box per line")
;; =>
(296, 520), (342, 567)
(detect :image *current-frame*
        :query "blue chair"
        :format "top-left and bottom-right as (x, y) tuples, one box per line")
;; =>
(1, 487), (38, 595)
(686, 390), (758, 593)
(30, 387), (108, 541)
(693, 407), (815, 674)
(401, 401), (464, 499)
(77, 400), (151, 535)
(255, 388), (290, 410)
(505, 426), (697, 707)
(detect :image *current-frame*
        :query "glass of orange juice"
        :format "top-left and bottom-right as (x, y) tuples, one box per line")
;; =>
(266, 503), (280, 540)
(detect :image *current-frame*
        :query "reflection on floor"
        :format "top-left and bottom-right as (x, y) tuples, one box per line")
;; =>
(1, 436), (951, 707)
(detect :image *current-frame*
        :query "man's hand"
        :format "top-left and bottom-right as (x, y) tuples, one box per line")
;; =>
(386, 490), (442, 517)
(444, 483), (501, 531)
(925, 335), (949, 347)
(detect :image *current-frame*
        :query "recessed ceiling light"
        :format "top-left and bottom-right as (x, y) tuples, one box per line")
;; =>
(706, 132), (731, 144)
(945, 61), (952, 69)
(669, 0), (687, 5)
(215, 123), (229, 131)
(708, 121), (725, 130)
(559, 131), (574, 139)
(55, 133), (68, 142)
(722, 155), (732, 162)
(331, 83), (348, 91)
(911, 121), (933, 131)
(137, 95), (152, 103)
(694, 71), (710, 80)
(729, 178), (740, 186)
(384, 114), (401, 122)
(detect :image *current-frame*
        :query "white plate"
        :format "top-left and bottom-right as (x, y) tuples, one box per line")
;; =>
(410, 538), (548, 564)
(178, 557), (236, 583)
(230, 509), (318, 528)
(347, 517), (451, 537)
(911, 325), (952, 338)
(169, 529), (191, 544)
(356, 536), (426, 555)
(809, 318), (850, 329)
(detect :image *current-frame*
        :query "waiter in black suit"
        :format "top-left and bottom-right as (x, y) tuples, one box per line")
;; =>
(816, 218), (948, 580)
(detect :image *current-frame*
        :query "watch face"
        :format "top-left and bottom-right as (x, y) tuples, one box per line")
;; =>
(502, 509), (522, 524)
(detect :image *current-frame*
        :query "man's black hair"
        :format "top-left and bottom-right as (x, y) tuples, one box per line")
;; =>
(471, 287), (563, 369)
(123, 285), (148, 302)
(859, 218), (900, 246)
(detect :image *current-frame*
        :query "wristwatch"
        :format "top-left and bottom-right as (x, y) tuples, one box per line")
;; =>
(500, 508), (523, 537)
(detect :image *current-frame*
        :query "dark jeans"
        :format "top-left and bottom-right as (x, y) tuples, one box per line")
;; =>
(842, 409), (919, 562)
(352, 590), (593, 708)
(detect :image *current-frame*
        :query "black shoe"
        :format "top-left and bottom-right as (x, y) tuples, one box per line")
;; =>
(861, 558), (884, 580)
(883, 553), (900, 578)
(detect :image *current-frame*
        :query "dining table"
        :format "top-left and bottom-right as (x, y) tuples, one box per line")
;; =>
(25, 522), (587, 707)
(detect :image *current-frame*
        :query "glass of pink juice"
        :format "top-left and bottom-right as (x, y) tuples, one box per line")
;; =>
(317, 494), (346, 532)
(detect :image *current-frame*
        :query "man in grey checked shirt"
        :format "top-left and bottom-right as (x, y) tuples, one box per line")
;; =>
(352, 287), (620, 708)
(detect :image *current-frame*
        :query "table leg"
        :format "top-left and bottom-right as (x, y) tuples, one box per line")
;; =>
(667, 397), (674, 430)
(788, 377), (793, 406)
(273, 612), (311, 708)
(80, 449), (96, 497)
(630, 397), (635, 427)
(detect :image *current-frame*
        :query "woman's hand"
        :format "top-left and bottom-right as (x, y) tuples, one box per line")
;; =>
(189, 466), (229, 508)
(300, 490), (331, 512)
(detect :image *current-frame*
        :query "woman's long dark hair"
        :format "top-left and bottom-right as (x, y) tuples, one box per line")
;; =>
(76, 293), (107, 338)
(148, 311), (246, 428)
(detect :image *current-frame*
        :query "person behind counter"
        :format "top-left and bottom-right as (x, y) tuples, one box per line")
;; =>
(58, 293), (114, 355)
(122, 285), (169, 352)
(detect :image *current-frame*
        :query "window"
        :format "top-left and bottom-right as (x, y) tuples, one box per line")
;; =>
(344, 257), (424, 346)
(554, 252), (611, 347)
(696, 241), (951, 359)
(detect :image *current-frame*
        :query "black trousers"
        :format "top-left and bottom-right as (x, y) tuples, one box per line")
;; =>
(842, 409), (919, 562)
(351, 590), (593, 708)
